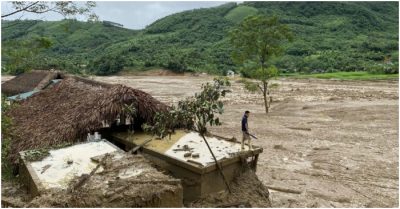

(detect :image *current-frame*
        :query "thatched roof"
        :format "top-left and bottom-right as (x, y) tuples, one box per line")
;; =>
(2, 70), (64, 96)
(7, 76), (168, 164)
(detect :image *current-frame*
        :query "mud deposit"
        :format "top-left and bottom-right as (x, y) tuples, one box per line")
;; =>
(26, 154), (183, 207)
(2, 75), (398, 207)
(93, 75), (399, 207)
(188, 169), (271, 207)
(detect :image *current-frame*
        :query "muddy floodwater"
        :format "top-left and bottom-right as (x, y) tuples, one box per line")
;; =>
(93, 75), (399, 207)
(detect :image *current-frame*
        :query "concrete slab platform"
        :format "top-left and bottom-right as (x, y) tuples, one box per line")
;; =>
(25, 153), (183, 207)
(19, 140), (123, 196)
(111, 130), (263, 201)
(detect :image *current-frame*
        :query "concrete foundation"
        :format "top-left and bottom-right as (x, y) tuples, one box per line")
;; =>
(111, 130), (263, 201)
(21, 152), (183, 207)
(18, 140), (184, 208)
(19, 140), (123, 196)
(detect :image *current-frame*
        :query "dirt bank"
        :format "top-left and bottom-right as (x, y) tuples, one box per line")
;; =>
(189, 169), (271, 207)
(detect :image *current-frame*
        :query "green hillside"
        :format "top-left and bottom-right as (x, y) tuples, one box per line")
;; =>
(225, 5), (259, 23)
(1, 2), (398, 75)
(1, 19), (138, 74)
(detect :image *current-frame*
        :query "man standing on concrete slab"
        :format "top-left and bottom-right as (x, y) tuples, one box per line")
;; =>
(241, 110), (252, 150)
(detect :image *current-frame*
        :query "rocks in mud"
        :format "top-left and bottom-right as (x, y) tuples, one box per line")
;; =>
(328, 96), (340, 101)
(313, 147), (330, 151)
(287, 127), (311, 131)
(273, 145), (286, 150)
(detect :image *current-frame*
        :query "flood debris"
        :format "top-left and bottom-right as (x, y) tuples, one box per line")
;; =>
(286, 127), (312, 131)
(20, 140), (121, 192)
(3, 73), (273, 207)
(25, 154), (183, 207)
(216, 201), (251, 208)
(113, 130), (263, 201)
(313, 146), (330, 151)
(164, 132), (253, 166)
(273, 145), (286, 150)
(267, 185), (302, 194)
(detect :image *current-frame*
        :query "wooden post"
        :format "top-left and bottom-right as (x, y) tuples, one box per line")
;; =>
(201, 134), (232, 193)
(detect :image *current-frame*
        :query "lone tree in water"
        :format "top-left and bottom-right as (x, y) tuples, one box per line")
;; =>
(229, 15), (292, 113)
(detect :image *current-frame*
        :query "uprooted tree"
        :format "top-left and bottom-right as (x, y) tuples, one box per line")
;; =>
(143, 77), (232, 191)
(229, 15), (292, 113)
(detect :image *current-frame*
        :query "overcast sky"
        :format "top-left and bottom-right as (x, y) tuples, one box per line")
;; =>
(1, 1), (232, 29)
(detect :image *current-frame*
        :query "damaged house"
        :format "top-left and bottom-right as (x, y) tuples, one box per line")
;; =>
(2, 71), (270, 207)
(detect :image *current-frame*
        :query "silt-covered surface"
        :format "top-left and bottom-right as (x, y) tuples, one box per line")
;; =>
(26, 153), (183, 207)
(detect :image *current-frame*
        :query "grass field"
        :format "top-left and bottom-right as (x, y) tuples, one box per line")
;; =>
(281, 71), (399, 80)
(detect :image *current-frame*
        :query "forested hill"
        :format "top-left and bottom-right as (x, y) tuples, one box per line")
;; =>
(2, 2), (398, 75)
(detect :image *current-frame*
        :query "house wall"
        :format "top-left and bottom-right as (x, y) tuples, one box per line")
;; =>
(18, 154), (43, 197)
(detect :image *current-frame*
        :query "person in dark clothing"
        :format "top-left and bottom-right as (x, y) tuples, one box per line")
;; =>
(241, 110), (252, 150)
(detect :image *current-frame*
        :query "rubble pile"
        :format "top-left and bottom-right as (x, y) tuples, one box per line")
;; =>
(26, 153), (183, 207)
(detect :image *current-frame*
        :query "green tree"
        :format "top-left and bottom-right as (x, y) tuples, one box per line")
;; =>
(2, 37), (53, 75)
(143, 78), (233, 192)
(229, 15), (292, 113)
(2, 1), (98, 75)
(87, 54), (125, 75)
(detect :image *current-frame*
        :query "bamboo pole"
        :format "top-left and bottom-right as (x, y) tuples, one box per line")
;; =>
(200, 134), (232, 193)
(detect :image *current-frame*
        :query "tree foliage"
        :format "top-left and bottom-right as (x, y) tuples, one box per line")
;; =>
(87, 54), (125, 75)
(143, 77), (231, 139)
(142, 77), (232, 191)
(2, 1), (98, 20)
(2, 37), (53, 75)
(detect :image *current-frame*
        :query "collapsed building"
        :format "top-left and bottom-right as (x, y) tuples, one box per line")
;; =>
(2, 70), (270, 207)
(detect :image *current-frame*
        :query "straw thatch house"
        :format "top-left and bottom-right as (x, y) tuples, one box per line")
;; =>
(6, 75), (168, 164)
(2, 70), (64, 96)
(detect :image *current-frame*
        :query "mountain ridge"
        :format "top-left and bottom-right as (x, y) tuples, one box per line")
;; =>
(1, 2), (398, 75)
